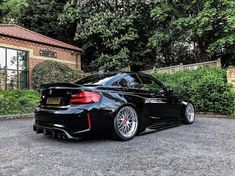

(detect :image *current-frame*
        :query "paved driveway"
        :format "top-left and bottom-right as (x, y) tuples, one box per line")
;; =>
(0, 117), (234, 176)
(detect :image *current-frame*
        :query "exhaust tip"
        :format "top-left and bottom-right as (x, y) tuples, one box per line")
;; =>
(57, 132), (62, 139)
(43, 129), (50, 136)
(36, 129), (43, 134)
(33, 125), (37, 131)
(52, 131), (56, 138)
(62, 133), (67, 140)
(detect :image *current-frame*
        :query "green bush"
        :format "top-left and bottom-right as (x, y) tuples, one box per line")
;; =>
(152, 67), (235, 115)
(32, 60), (84, 89)
(0, 90), (39, 115)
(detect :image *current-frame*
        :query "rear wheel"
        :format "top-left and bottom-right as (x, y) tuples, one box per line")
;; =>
(113, 106), (139, 141)
(183, 103), (195, 124)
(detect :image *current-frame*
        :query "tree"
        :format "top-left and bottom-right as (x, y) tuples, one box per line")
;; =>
(19, 0), (73, 43)
(14, 0), (234, 71)
(0, 0), (28, 23)
(59, 0), (157, 71)
(150, 0), (235, 63)
(76, 11), (139, 71)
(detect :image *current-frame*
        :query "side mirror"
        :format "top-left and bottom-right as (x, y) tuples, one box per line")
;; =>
(164, 86), (173, 95)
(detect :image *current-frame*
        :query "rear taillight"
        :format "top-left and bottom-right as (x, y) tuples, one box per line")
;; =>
(70, 91), (101, 104)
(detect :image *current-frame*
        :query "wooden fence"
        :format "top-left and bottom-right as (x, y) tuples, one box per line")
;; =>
(143, 59), (221, 74)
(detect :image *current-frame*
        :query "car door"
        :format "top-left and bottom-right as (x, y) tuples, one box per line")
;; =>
(137, 74), (180, 123)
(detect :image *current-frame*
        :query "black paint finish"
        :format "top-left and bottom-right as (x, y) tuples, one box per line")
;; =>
(33, 72), (191, 139)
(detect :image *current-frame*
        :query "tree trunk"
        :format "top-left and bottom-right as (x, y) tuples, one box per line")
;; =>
(70, 0), (79, 5)
(197, 40), (210, 62)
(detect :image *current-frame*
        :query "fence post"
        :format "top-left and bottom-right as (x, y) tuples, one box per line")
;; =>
(217, 58), (221, 67)
(180, 63), (184, 71)
(152, 66), (156, 73)
(227, 68), (235, 92)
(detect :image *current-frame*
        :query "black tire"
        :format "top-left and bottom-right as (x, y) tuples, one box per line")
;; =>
(112, 106), (139, 141)
(183, 103), (195, 124)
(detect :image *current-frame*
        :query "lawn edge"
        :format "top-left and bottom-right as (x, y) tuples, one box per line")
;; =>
(197, 113), (235, 119)
(0, 113), (34, 121)
(0, 112), (234, 121)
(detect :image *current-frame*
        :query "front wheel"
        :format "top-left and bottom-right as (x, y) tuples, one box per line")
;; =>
(113, 106), (139, 141)
(183, 103), (195, 124)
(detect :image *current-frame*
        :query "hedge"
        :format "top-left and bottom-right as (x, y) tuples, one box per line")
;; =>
(1, 67), (234, 116)
(152, 67), (235, 115)
(0, 90), (39, 116)
(32, 60), (85, 90)
(0, 60), (86, 116)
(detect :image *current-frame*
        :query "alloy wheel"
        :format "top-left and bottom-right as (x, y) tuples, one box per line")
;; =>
(115, 106), (138, 139)
(186, 103), (195, 123)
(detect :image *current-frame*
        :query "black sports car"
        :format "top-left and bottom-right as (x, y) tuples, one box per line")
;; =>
(33, 72), (195, 141)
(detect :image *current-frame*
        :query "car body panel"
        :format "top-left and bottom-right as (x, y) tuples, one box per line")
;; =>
(33, 72), (192, 139)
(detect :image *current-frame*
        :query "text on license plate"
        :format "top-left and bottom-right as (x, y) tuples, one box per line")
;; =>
(46, 97), (61, 105)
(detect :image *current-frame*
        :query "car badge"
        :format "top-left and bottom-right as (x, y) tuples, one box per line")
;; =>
(49, 90), (53, 95)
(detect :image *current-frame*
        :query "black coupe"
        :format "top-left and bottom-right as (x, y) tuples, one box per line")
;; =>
(33, 72), (195, 141)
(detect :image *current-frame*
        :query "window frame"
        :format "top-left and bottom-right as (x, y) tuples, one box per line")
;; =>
(137, 74), (165, 92)
(0, 46), (29, 90)
(113, 73), (143, 89)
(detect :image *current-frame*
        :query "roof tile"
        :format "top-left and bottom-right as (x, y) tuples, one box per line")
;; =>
(0, 24), (81, 51)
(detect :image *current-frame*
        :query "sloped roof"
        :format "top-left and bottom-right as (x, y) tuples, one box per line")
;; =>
(0, 24), (81, 51)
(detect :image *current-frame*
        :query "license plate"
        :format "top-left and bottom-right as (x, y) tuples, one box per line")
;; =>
(46, 97), (61, 105)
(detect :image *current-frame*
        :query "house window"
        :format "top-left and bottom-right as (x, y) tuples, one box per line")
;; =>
(0, 47), (28, 90)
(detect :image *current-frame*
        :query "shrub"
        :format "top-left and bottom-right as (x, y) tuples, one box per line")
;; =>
(152, 67), (235, 115)
(0, 90), (39, 115)
(32, 60), (84, 89)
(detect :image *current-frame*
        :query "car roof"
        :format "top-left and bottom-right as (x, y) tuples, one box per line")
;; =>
(91, 71), (150, 76)
(75, 71), (165, 87)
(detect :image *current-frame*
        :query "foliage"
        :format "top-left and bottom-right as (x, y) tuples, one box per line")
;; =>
(150, 0), (235, 64)
(152, 68), (235, 115)
(19, 0), (73, 42)
(32, 60), (83, 90)
(148, 2), (195, 66)
(75, 11), (139, 71)
(59, 0), (157, 71)
(0, 0), (28, 23)
(1, 0), (234, 70)
(0, 90), (39, 115)
(58, 0), (235, 71)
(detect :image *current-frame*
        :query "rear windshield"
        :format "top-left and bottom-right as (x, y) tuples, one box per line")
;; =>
(75, 74), (117, 86)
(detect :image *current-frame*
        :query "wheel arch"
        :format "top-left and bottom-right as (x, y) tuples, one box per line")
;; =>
(113, 103), (139, 118)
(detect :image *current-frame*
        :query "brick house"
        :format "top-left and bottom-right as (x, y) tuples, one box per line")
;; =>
(0, 24), (82, 90)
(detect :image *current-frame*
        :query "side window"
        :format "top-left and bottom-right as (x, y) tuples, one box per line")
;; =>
(117, 75), (142, 89)
(139, 75), (163, 92)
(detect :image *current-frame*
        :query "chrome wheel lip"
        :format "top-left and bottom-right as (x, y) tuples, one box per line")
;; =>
(116, 106), (138, 138)
(186, 103), (195, 123)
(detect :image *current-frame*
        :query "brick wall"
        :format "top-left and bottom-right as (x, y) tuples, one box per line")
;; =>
(0, 35), (81, 88)
(227, 68), (235, 91)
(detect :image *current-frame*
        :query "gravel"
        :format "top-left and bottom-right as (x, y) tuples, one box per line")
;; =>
(0, 117), (234, 176)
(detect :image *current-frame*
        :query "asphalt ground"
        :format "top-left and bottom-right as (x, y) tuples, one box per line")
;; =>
(0, 116), (234, 176)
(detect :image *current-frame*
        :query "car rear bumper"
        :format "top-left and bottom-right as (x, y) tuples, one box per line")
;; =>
(33, 106), (114, 139)
(33, 123), (89, 139)
(34, 108), (93, 139)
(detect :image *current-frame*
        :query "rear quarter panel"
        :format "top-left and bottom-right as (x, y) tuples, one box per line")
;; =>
(97, 87), (152, 131)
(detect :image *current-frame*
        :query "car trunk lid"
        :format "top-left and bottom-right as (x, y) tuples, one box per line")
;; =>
(40, 83), (82, 107)
(40, 83), (101, 107)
